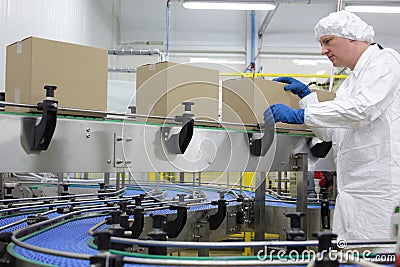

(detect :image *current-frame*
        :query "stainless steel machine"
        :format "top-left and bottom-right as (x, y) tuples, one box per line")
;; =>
(0, 99), (393, 267)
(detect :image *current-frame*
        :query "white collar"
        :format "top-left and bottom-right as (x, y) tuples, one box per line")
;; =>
(350, 44), (380, 78)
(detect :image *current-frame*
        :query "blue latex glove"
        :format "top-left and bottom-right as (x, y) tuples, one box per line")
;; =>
(273, 77), (311, 99)
(264, 104), (305, 124)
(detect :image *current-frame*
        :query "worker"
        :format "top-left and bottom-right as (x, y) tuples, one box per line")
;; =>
(264, 10), (400, 240)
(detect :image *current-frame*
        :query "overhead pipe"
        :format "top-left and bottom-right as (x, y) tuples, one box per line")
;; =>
(250, 10), (255, 71)
(165, 0), (171, 61)
(108, 67), (136, 73)
(108, 48), (161, 55)
(258, 3), (280, 37)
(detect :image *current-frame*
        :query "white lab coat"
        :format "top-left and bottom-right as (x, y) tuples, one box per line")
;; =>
(299, 44), (400, 240)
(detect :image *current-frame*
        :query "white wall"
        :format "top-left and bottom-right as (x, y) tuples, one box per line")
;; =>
(0, 0), (113, 92)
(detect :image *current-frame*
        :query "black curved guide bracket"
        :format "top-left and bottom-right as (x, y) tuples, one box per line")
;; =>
(161, 118), (194, 154)
(130, 207), (145, 238)
(22, 85), (58, 151)
(310, 141), (332, 158)
(164, 205), (188, 238)
(208, 199), (227, 230)
(161, 102), (195, 154)
(247, 124), (274, 156)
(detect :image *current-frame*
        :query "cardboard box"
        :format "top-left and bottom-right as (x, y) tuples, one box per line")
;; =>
(312, 88), (336, 102)
(222, 78), (336, 133)
(290, 88), (336, 133)
(5, 36), (108, 117)
(222, 77), (293, 130)
(136, 62), (219, 124)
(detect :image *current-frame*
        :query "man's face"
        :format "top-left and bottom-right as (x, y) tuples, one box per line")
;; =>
(319, 35), (354, 68)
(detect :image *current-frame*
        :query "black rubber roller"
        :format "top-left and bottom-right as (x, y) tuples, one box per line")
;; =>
(44, 85), (57, 98)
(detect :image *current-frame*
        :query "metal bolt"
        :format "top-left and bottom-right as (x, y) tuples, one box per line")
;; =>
(116, 159), (123, 165)
(86, 128), (91, 133)
(116, 136), (123, 141)
(52, 103), (58, 108)
(107, 160), (112, 164)
(126, 138), (133, 142)
(125, 160), (132, 164)
(86, 134), (91, 138)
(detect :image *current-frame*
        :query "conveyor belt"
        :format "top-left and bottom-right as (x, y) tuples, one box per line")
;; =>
(0, 186), (238, 234)
(10, 216), (107, 266)
(6, 186), (237, 262)
(4, 185), (341, 266)
(9, 214), (378, 267)
(0, 211), (59, 233)
(1, 185), (331, 236)
(242, 191), (334, 209)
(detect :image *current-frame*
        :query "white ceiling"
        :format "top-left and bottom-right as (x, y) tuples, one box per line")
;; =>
(118, 0), (400, 56)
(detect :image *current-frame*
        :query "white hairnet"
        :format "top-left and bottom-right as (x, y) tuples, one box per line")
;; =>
(314, 10), (374, 43)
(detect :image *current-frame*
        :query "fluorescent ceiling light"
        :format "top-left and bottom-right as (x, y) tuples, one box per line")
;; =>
(183, 1), (276, 11)
(345, 5), (400, 13)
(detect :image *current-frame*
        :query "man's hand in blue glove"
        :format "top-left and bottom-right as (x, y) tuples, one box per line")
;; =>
(273, 77), (311, 99)
(263, 104), (305, 124)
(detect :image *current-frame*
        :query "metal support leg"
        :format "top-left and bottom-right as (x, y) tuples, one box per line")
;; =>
(192, 173), (196, 197)
(198, 172), (201, 187)
(0, 173), (9, 199)
(180, 172), (184, 183)
(277, 171), (282, 196)
(156, 172), (161, 193)
(254, 172), (266, 241)
(121, 172), (126, 187)
(291, 153), (308, 237)
(104, 172), (110, 187)
(239, 172), (243, 194)
(116, 172), (120, 190)
(197, 222), (210, 257)
(57, 172), (63, 195)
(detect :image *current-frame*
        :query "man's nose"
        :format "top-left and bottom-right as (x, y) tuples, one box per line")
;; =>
(321, 46), (328, 55)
